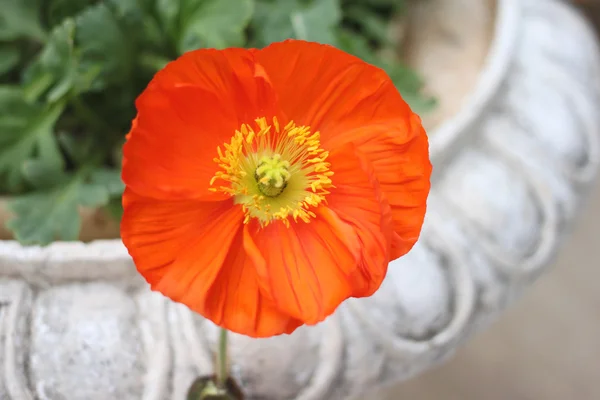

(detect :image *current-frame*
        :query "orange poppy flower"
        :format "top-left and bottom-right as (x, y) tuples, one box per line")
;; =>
(121, 40), (431, 338)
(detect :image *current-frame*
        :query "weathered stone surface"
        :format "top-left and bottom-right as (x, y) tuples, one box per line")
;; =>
(29, 284), (144, 400)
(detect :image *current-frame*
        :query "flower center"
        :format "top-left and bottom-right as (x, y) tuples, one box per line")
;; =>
(209, 117), (333, 227)
(255, 154), (290, 197)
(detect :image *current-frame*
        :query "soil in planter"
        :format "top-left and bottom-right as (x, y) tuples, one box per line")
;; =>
(0, 201), (120, 242)
(401, 0), (496, 130)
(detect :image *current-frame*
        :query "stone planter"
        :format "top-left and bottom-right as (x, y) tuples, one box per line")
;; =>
(1, 0), (599, 399)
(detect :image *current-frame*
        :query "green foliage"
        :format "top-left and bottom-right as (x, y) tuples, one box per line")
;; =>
(0, 0), (47, 42)
(0, 0), (434, 245)
(6, 165), (124, 245)
(251, 0), (341, 46)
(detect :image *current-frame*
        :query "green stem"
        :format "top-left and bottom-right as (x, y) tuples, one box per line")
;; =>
(215, 328), (229, 389)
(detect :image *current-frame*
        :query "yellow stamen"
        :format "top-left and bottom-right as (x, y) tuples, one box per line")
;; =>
(209, 117), (333, 227)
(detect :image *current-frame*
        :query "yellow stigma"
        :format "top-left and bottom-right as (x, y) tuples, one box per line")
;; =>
(255, 154), (291, 197)
(209, 117), (333, 227)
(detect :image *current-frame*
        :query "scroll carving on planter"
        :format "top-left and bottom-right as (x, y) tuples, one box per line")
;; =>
(477, 0), (600, 278)
(0, 0), (599, 399)
(0, 280), (34, 400)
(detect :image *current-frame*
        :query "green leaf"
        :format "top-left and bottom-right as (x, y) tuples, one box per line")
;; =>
(36, 124), (65, 171)
(22, 14), (108, 101)
(105, 0), (149, 41)
(290, 0), (341, 45)
(88, 168), (125, 197)
(345, 6), (392, 45)
(23, 19), (78, 102)
(46, 0), (96, 27)
(0, 45), (20, 77)
(56, 131), (94, 165)
(77, 181), (110, 208)
(22, 73), (55, 103)
(0, 86), (35, 118)
(252, 0), (340, 46)
(155, 0), (180, 36)
(75, 3), (134, 90)
(177, 0), (254, 53)
(336, 28), (378, 64)
(21, 159), (67, 189)
(104, 197), (124, 221)
(87, 162), (124, 222)
(386, 64), (426, 94)
(134, 0), (175, 55)
(343, 0), (405, 11)
(0, 90), (66, 192)
(7, 189), (82, 245)
(251, 0), (301, 46)
(6, 166), (120, 245)
(0, 0), (46, 41)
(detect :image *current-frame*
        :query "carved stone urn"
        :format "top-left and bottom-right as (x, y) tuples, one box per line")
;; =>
(1, 0), (599, 399)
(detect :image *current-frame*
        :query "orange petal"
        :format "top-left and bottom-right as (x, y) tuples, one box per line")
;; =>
(325, 144), (393, 298)
(255, 40), (413, 145)
(244, 209), (361, 325)
(121, 189), (301, 337)
(121, 188), (241, 290)
(123, 48), (279, 201)
(123, 86), (234, 200)
(204, 230), (303, 337)
(149, 48), (278, 121)
(327, 115), (431, 259)
(366, 118), (431, 258)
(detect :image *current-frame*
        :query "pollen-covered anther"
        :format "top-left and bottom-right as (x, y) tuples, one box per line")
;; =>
(209, 117), (333, 226)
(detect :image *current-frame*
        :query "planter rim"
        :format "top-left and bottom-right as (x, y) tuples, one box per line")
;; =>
(428, 0), (519, 165)
(0, 0), (520, 270)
